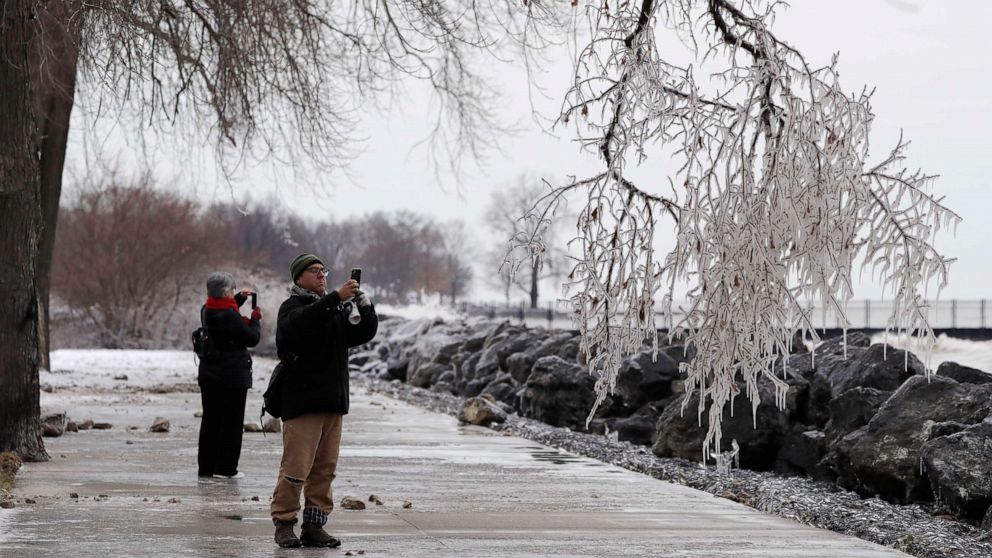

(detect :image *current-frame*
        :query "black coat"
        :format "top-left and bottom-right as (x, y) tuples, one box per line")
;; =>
(275, 291), (378, 420)
(197, 294), (261, 389)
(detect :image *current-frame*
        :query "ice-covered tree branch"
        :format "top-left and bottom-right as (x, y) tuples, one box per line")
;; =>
(514, 0), (960, 461)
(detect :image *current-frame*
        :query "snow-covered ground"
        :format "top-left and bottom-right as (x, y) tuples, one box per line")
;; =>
(46, 349), (275, 390)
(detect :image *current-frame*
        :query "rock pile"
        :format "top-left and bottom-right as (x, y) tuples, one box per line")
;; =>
(353, 314), (992, 527)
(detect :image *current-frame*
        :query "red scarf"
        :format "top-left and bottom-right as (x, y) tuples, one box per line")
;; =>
(205, 297), (249, 324)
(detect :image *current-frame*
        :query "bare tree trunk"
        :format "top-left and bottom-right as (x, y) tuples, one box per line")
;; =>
(529, 260), (539, 310)
(0, 0), (49, 462)
(34, 3), (82, 371)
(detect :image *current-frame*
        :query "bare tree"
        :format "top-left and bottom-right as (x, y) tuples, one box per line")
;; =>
(310, 220), (358, 279)
(517, 0), (958, 461)
(439, 220), (476, 305)
(0, 0), (563, 460)
(486, 175), (567, 308)
(52, 175), (218, 348)
(208, 199), (290, 271)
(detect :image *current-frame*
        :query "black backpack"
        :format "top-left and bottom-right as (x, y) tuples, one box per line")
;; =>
(262, 361), (286, 419)
(191, 306), (217, 360)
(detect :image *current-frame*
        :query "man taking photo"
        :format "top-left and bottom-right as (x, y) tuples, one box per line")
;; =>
(270, 253), (378, 548)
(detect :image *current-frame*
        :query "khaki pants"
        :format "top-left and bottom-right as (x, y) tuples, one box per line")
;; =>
(270, 412), (343, 526)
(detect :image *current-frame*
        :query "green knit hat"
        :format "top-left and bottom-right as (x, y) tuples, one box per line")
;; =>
(290, 253), (324, 281)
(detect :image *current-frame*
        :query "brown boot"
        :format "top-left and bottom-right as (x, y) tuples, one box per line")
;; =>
(300, 524), (341, 548)
(274, 520), (301, 548)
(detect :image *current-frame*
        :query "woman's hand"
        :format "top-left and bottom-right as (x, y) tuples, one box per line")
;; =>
(240, 288), (255, 298)
(337, 279), (359, 300)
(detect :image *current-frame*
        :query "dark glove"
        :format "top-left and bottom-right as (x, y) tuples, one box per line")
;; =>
(251, 307), (262, 320)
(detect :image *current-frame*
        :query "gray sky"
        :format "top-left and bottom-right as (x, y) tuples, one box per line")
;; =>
(65, 0), (992, 301)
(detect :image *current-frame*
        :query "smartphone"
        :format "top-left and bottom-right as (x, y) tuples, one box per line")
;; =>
(250, 293), (257, 309)
(350, 268), (362, 284)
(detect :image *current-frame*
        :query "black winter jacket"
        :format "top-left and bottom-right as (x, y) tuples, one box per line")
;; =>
(275, 291), (378, 420)
(197, 293), (261, 389)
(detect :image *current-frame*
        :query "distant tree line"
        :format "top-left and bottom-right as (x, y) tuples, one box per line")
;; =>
(205, 199), (474, 304)
(51, 175), (475, 348)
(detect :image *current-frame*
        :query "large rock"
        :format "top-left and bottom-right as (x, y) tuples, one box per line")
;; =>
(506, 353), (535, 384)
(926, 421), (969, 440)
(591, 404), (661, 446)
(937, 361), (992, 385)
(660, 344), (696, 366)
(380, 317), (434, 351)
(481, 374), (517, 406)
(453, 351), (481, 382)
(41, 412), (68, 437)
(612, 351), (680, 412)
(786, 336), (870, 428)
(408, 362), (449, 388)
(458, 396), (508, 426)
(829, 344), (925, 397)
(386, 358), (409, 382)
(474, 329), (532, 379)
(653, 377), (792, 470)
(835, 375), (992, 503)
(348, 350), (378, 367)
(458, 332), (487, 354)
(557, 339), (580, 362)
(520, 356), (598, 429)
(407, 326), (465, 372)
(921, 420), (992, 520)
(611, 413), (658, 446)
(774, 427), (828, 478)
(430, 381), (457, 395)
(506, 332), (579, 385)
(824, 387), (891, 443)
(437, 370), (456, 385)
(815, 331), (872, 352)
(790, 330), (812, 354)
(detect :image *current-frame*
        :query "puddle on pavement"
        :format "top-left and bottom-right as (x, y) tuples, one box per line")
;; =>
(528, 450), (587, 465)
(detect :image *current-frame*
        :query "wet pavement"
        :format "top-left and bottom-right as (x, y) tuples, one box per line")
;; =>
(1, 353), (907, 557)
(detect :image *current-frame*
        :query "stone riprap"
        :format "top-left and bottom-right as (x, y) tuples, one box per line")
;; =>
(356, 314), (992, 533)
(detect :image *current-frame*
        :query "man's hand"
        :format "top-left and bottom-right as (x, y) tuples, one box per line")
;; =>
(337, 279), (359, 300)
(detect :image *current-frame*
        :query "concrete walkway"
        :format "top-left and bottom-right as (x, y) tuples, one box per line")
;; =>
(1, 355), (906, 557)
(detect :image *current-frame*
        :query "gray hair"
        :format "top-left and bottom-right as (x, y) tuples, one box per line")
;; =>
(206, 272), (237, 298)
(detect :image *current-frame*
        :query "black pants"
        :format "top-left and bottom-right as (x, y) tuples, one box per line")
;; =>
(197, 383), (248, 477)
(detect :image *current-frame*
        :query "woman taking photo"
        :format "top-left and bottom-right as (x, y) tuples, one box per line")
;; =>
(197, 271), (261, 479)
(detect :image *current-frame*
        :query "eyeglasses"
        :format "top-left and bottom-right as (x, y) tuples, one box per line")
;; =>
(305, 266), (329, 277)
